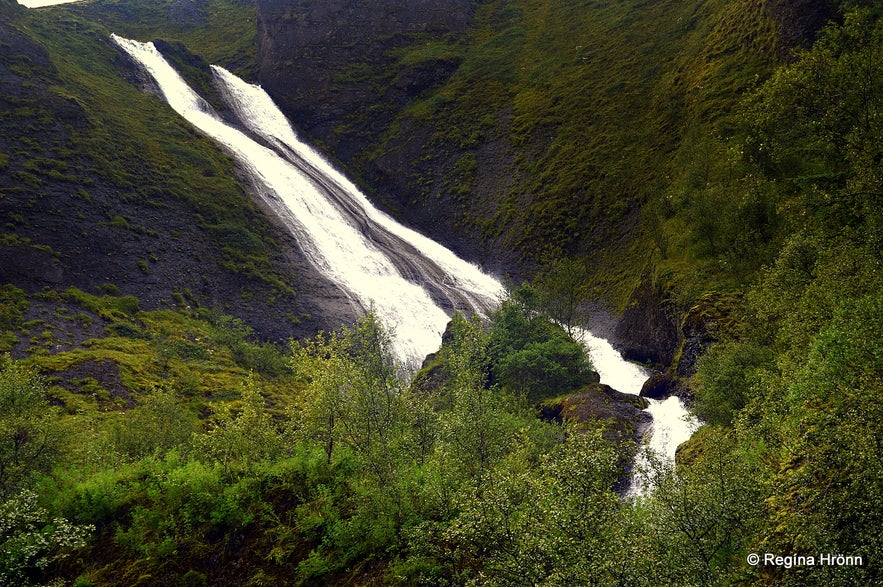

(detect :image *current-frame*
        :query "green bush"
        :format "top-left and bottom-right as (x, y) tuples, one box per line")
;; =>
(694, 341), (773, 425)
(0, 358), (63, 498)
(106, 321), (148, 339)
(766, 293), (883, 586)
(232, 341), (290, 377)
(488, 286), (595, 401)
(110, 388), (196, 460)
(0, 490), (93, 586)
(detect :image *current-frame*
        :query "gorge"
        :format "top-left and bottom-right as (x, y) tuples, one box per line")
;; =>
(2, 0), (880, 585)
(111, 33), (697, 487)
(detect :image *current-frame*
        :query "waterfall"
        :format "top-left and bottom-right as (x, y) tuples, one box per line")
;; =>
(577, 326), (701, 494)
(17, 0), (82, 7)
(111, 33), (501, 368)
(110, 34), (698, 490)
(630, 396), (702, 494)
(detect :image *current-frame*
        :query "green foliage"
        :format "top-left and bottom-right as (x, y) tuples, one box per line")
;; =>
(109, 387), (196, 460)
(437, 314), (547, 478)
(763, 293), (883, 586)
(115, 458), (254, 558)
(291, 314), (412, 491)
(193, 377), (286, 475)
(672, 13), (883, 587)
(0, 490), (92, 586)
(533, 257), (592, 336)
(0, 358), (63, 498)
(488, 286), (595, 401)
(231, 340), (290, 378)
(742, 8), (883, 243)
(438, 427), (623, 586)
(638, 429), (766, 587)
(2, 2), (881, 585)
(694, 341), (774, 426)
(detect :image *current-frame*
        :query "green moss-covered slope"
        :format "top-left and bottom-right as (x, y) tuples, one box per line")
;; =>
(256, 0), (830, 299)
(1, 0), (353, 345)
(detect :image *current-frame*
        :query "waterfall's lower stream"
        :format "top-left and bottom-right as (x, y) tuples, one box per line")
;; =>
(578, 329), (701, 494)
(111, 34), (699, 492)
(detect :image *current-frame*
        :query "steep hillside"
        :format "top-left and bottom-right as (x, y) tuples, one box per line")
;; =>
(255, 0), (830, 279)
(2, 1), (881, 585)
(0, 0), (356, 353)
(253, 0), (837, 367)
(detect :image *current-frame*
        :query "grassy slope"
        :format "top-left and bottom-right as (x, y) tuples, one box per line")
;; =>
(358, 0), (781, 307)
(65, 0), (258, 78)
(0, 0), (300, 424)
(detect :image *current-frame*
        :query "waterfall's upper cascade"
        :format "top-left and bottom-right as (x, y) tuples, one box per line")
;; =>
(111, 35), (698, 491)
(112, 34), (502, 368)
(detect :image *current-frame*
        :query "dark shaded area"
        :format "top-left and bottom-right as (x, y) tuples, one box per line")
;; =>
(765, 0), (838, 58)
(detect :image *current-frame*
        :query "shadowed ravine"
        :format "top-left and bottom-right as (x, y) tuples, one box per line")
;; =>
(111, 34), (698, 490)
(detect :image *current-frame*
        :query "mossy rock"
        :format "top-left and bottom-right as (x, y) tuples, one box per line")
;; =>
(547, 383), (651, 444)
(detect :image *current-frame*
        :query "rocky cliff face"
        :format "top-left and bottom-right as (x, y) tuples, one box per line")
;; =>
(253, 0), (509, 270)
(256, 0), (472, 157)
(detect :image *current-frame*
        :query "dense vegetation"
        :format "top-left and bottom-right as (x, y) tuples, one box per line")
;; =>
(1, 0), (881, 585)
(0, 289), (628, 586)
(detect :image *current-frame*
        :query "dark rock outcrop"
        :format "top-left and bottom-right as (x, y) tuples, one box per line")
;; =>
(547, 384), (651, 445)
(614, 272), (680, 368)
(675, 293), (738, 380)
(256, 0), (472, 156)
(765, 0), (837, 59)
(636, 292), (742, 403)
(639, 372), (677, 400)
(542, 384), (652, 494)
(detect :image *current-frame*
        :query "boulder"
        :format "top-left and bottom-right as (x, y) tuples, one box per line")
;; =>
(550, 384), (651, 445)
(639, 371), (677, 400)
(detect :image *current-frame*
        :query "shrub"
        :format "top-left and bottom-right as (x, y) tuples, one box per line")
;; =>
(694, 341), (773, 426)
(0, 358), (63, 498)
(0, 490), (93, 586)
(488, 286), (595, 401)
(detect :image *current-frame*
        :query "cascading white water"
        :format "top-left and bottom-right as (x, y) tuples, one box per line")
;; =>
(111, 34), (698, 490)
(631, 396), (702, 493)
(576, 326), (701, 495)
(112, 34), (501, 368)
(209, 65), (504, 319)
(17, 0), (81, 7)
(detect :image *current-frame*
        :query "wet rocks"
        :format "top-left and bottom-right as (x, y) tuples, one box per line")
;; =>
(546, 383), (651, 445)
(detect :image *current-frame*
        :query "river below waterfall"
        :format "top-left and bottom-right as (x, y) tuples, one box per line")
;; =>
(579, 328), (701, 494)
(111, 34), (699, 492)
